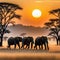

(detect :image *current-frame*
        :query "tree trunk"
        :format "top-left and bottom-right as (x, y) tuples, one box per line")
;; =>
(0, 34), (3, 46)
(57, 36), (60, 45)
(56, 33), (59, 45)
(57, 38), (58, 45)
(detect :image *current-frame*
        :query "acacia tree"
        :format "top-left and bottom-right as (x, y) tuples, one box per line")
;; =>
(20, 33), (27, 37)
(44, 8), (60, 45)
(0, 2), (22, 46)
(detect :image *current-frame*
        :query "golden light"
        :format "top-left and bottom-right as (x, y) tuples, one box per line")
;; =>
(32, 9), (42, 18)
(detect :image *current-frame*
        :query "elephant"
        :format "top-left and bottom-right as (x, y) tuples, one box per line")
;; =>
(8, 37), (22, 49)
(34, 36), (49, 50)
(21, 37), (34, 49)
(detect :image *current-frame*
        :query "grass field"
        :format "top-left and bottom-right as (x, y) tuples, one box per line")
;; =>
(0, 45), (60, 60)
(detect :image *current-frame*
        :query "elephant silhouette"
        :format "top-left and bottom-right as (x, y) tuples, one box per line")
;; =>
(21, 37), (34, 49)
(8, 37), (22, 49)
(34, 36), (49, 50)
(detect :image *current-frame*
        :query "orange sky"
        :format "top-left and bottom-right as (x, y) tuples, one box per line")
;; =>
(0, 0), (60, 27)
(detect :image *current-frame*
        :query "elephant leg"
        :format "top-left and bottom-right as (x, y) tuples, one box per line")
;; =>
(25, 45), (27, 49)
(36, 46), (37, 50)
(14, 44), (16, 49)
(44, 43), (46, 50)
(21, 44), (24, 49)
(47, 45), (49, 50)
(31, 43), (33, 49)
(34, 44), (37, 49)
(27, 46), (29, 49)
(39, 45), (40, 49)
(21, 42), (25, 49)
(46, 42), (49, 50)
(21, 45), (23, 48)
(57, 40), (59, 45)
(41, 45), (43, 50)
(17, 43), (20, 49)
(8, 44), (10, 49)
(28, 45), (30, 49)
(59, 40), (60, 45)
(34, 45), (36, 49)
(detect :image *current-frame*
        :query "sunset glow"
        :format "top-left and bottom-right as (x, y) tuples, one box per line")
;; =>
(0, 1), (60, 60)
(0, 0), (60, 27)
(32, 9), (42, 18)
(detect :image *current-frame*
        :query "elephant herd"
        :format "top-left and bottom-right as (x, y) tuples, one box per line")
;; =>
(8, 36), (49, 50)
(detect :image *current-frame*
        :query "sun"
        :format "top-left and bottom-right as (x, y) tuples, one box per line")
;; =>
(32, 9), (42, 18)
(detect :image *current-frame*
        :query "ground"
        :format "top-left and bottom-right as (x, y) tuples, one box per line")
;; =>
(0, 40), (59, 60)
(0, 45), (60, 60)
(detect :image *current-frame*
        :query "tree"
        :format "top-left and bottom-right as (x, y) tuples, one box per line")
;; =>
(44, 8), (60, 45)
(0, 2), (22, 46)
(20, 33), (27, 37)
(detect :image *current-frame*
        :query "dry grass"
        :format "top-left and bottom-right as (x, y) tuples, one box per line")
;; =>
(0, 40), (59, 60)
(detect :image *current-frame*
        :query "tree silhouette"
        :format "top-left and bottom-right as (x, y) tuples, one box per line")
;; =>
(44, 8), (60, 45)
(0, 2), (22, 46)
(20, 33), (27, 37)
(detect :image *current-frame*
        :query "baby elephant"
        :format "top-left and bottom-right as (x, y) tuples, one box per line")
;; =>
(8, 37), (22, 49)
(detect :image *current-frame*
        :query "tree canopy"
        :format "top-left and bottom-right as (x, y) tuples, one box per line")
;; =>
(44, 8), (60, 45)
(0, 2), (23, 46)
